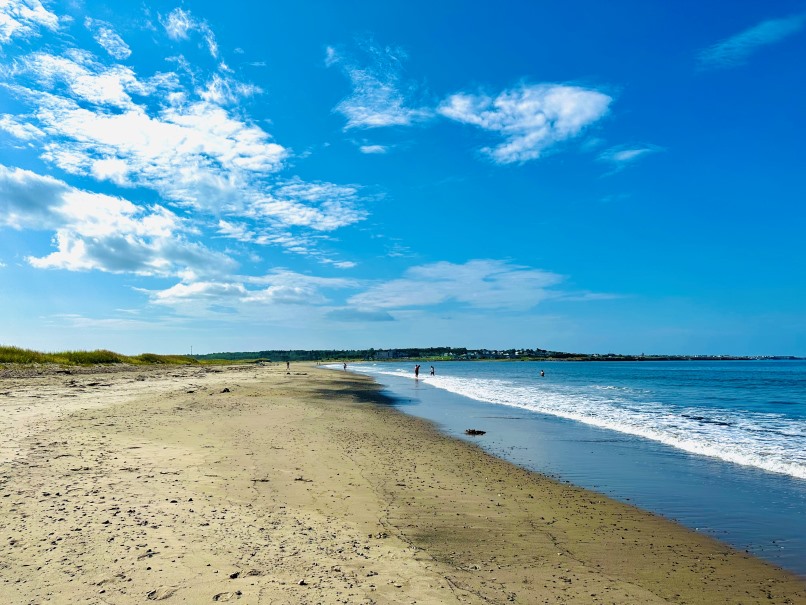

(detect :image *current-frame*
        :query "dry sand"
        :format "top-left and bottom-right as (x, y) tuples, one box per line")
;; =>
(1, 362), (804, 604)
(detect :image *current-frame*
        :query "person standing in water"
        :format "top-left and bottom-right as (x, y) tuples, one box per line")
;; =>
(430, 365), (435, 376)
(414, 364), (420, 378)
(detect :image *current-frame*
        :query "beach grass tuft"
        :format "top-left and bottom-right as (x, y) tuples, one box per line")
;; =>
(133, 353), (198, 365)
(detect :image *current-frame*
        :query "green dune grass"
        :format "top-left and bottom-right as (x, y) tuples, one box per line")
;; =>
(0, 345), (199, 366)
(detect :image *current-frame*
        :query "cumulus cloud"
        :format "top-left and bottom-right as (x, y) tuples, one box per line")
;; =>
(0, 164), (69, 229)
(0, 0), (59, 45)
(85, 17), (131, 60)
(349, 259), (566, 311)
(0, 164), (233, 277)
(328, 41), (431, 129)
(438, 83), (612, 164)
(698, 13), (806, 70)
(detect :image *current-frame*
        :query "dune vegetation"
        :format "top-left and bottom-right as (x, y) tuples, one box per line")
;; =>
(0, 345), (198, 366)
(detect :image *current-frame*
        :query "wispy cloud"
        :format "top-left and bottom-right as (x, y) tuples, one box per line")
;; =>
(0, 5), (372, 291)
(349, 259), (566, 311)
(146, 270), (357, 313)
(84, 18), (131, 60)
(359, 144), (388, 154)
(0, 114), (44, 141)
(438, 83), (612, 164)
(2, 41), (367, 251)
(160, 7), (218, 58)
(326, 308), (394, 322)
(321, 259), (357, 269)
(598, 144), (663, 173)
(7, 50), (287, 209)
(327, 41), (431, 129)
(698, 13), (806, 70)
(0, 0), (59, 45)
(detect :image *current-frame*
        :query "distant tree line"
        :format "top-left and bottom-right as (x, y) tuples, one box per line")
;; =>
(190, 347), (594, 362)
(191, 347), (469, 362)
(190, 347), (797, 363)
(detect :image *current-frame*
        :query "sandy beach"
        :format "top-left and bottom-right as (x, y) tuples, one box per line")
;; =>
(1, 363), (804, 604)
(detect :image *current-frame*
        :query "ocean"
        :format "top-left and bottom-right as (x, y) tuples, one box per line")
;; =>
(335, 360), (806, 577)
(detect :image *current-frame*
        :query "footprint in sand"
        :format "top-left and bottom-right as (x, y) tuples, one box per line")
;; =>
(212, 591), (242, 601)
(146, 587), (177, 600)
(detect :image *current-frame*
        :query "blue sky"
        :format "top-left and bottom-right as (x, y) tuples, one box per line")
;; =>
(1, 0), (804, 356)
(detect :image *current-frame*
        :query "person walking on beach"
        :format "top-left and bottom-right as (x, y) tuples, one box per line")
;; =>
(286, 361), (290, 371)
(414, 364), (420, 378)
(343, 362), (347, 371)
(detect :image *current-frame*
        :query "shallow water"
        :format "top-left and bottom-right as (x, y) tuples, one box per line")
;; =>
(338, 360), (806, 577)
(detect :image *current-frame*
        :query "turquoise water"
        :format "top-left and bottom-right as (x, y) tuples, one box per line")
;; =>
(338, 360), (806, 576)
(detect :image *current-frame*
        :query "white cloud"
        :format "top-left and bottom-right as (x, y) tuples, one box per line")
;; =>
(0, 164), (233, 277)
(7, 51), (289, 210)
(329, 41), (431, 129)
(162, 8), (193, 40)
(0, 114), (44, 141)
(199, 74), (262, 105)
(359, 144), (388, 154)
(699, 13), (806, 70)
(90, 158), (130, 185)
(29, 214), (235, 277)
(85, 17), (131, 60)
(217, 219), (255, 243)
(327, 308), (394, 322)
(598, 144), (663, 173)
(438, 83), (612, 164)
(17, 51), (147, 109)
(322, 259), (357, 269)
(160, 8), (218, 58)
(0, 6), (371, 293)
(349, 259), (565, 311)
(147, 270), (356, 310)
(324, 45), (339, 67)
(246, 178), (367, 231)
(0, 164), (68, 229)
(148, 281), (248, 305)
(0, 0), (59, 45)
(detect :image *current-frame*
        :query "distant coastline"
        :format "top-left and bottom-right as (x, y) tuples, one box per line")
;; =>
(2, 344), (801, 368)
(191, 346), (804, 363)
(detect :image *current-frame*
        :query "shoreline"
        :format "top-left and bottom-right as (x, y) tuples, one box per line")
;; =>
(1, 363), (804, 603)
(347, 359), (806, 576)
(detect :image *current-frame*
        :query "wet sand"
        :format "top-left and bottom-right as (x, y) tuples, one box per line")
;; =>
(1, 363), (804, 604)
